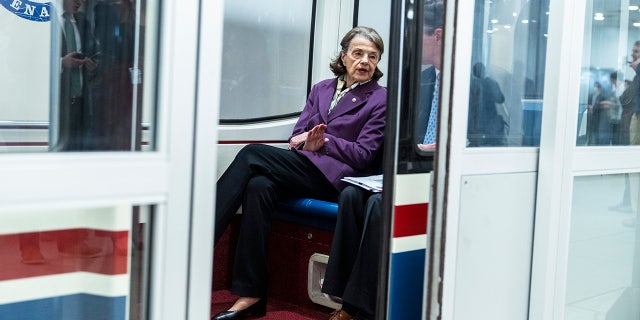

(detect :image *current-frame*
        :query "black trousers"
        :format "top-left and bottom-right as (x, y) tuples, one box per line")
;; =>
(57, 96), (88, 151)
(215, 144), (338, 297)
(322, 186), (382, 318)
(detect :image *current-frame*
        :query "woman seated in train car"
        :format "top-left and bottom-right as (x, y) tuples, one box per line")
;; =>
(322, 1), (443, 320)
(212, 26), (387, 320)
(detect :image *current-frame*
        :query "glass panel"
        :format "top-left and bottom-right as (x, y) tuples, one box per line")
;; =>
(466, 0), (549, 147)
(219, 0), (312, 121)
(577, 2), (640, 147)
(566, 174), (640, 319)
(0, 205), (152, 320)
(0, 0), (154, 152)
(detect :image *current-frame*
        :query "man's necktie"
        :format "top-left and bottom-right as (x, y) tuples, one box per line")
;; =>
(423, 74), (439, 144)
(64, 13), (82, 97)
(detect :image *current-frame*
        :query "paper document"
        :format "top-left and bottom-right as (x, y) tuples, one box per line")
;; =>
(341, 174), (383, 192)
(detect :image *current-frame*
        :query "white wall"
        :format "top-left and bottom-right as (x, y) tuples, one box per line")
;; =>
(454, 172), (537, 320)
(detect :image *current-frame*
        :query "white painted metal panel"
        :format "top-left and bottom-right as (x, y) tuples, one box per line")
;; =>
(454, 172), (536, 320)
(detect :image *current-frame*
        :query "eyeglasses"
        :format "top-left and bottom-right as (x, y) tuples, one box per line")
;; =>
(347, 49), (380, 63)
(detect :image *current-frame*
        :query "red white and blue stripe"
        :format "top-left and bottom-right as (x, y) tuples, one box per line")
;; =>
(0, 208), (131, 320)
(388, 173), (430, 320)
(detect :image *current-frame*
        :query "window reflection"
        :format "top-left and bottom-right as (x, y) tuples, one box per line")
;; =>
(0, 0), (151, 152)
(468, 62), (507, 146)
(467, 0), (548, 147)
(566, 174), (640, 319)
(578, 2), (640, 147)
(53, 0), (148, 151)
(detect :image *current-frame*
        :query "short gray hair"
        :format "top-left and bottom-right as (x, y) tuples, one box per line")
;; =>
(329, 26), (385, 81)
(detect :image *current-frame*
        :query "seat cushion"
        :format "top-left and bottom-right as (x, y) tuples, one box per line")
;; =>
(274, 198), (339, 230)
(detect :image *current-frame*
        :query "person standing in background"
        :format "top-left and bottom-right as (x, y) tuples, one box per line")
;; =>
(590, 73), (621, 146)
(467, 62), (507, 146)
(606, 72), (623, 145)
(91, 0), (141, 150)
(48, 0), (103, 257)
(629, 41), (640, 148)
(609, 79), (636, 213)
(55, 0), (99, 151)
(622, 41), (640, 228)
(618, 79), (637, 146)
(586, 82), (603, 145)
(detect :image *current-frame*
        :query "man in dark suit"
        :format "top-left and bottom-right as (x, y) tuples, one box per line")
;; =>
(52, 0), (103, 258)
(92, 0), (140, 150)
(415, 0), (444, 149)
(467, 62), (507, 146)
(622, 41), (640, 228)
(18, 0), (101, 265)
(55, 0), (98, 151)
(322, 2), (444, 320)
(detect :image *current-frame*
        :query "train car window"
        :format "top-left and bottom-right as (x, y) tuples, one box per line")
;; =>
(466, 0), (549, 147)
(576, 2), (640, 148)
(219, 0), (313, 122)
(0, 0), (152, 152)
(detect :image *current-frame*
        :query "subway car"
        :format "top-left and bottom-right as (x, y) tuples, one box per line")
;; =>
(1, 0), (639, 319)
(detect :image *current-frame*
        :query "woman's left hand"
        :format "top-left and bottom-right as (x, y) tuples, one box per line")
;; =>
(289, 132), (308, 149)
(303, 124), (329, 151)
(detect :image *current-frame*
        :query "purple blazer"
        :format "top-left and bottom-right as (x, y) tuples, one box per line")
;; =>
(290, 78), (387, 191)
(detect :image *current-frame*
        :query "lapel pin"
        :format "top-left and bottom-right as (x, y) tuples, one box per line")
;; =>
(352, 98), (356, 102)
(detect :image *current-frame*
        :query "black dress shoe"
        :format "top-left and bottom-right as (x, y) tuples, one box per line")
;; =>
(212, 298), (267, 320)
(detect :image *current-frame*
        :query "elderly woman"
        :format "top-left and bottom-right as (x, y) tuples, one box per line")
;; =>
(212, 26), (387, 320)
(324, 3), (444, 320)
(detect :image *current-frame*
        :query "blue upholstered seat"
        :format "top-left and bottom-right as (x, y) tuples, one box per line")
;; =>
(274, 198), (339, 230)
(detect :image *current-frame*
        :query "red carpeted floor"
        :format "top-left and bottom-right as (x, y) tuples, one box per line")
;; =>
(211, 290), (333, 320)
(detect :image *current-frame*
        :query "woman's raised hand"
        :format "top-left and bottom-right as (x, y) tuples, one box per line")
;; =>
(302, 124), (328, 151)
